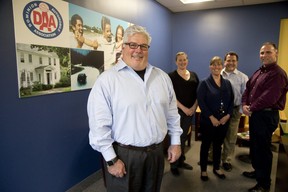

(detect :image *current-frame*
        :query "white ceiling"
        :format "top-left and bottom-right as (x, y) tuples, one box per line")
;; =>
(155, 0), (287, 12)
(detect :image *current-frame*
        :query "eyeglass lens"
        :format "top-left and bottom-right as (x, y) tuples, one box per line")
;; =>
(125, 43), (150, 51)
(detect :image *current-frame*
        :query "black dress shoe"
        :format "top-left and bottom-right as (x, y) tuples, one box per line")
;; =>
(200, 172), (209, 181)
(179, 162), (193, 170)
(213, 169), (226, 179)
(170, 168), (180, 176)
(243, 171), (256, 179)
(248, 184), (270, 192)
(222, 163), (232, 172)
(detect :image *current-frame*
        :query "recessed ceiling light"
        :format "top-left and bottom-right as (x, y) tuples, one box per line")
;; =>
(180, 0), (214, 4)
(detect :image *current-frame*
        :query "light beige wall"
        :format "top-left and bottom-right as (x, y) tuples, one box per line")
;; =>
(278, 18), (288, 118)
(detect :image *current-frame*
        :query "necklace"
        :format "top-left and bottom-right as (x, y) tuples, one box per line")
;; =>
(177, 69), (190, 80)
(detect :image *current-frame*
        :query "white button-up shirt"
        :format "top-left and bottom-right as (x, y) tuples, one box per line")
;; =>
(88, 59), (182, 161)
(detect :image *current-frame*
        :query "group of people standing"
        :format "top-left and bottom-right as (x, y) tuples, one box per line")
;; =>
(87, 25), (288, 192)
(169, 50), (248, 181)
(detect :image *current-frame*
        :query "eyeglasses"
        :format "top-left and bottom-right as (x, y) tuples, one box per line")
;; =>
(124, 42), (150, 51)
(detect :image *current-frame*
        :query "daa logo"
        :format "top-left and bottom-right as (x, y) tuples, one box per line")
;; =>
(23, 1), (63, 39)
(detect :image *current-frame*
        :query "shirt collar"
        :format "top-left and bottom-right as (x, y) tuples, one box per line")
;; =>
(221, 68), (239, 76)
(114, 58), (153, 72)
(260, 63), (277, 72)
(114, 58), (127, 71)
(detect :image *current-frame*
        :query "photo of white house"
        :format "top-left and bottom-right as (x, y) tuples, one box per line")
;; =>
(16, 43), (70, 98)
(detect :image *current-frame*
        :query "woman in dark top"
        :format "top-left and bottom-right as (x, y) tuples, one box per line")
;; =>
(169, 52), (199, 176)
(197, 56), (234, 181)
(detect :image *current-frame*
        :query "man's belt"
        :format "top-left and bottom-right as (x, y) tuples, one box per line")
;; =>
(114, 142), (162, 152)
(261, 108), (278, 111)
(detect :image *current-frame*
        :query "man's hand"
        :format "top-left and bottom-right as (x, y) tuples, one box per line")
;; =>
(107, 159), (127, 178)
(242, 105), (252, 116)
(167, 145), (181, 163)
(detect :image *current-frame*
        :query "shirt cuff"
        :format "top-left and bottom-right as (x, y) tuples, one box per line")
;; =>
(169, 135), (181, 145)
(101, 145), (117, 161)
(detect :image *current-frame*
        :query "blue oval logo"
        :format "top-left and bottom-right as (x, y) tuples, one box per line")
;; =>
(23, 1), (63, 39)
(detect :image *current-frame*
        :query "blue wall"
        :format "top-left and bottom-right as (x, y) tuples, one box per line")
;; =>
(1, 0), (288, 191)
(171, 2), (288, 79)
(0, 0), (172, 192)
(0, 0), (172, 191)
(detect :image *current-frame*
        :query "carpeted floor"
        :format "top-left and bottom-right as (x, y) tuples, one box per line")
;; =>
(160, 141), (278, 192)
(68, 131), (284, 192)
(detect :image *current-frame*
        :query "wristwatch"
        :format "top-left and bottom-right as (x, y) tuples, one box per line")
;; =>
(106, 156), (119, 167)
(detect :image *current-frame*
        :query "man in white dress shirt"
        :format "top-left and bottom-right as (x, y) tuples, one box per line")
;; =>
(87, 25), (182, 192)
(221, 52), (248, 171)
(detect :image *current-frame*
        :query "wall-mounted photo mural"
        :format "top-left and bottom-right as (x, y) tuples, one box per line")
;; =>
(12, 0), (132, 98)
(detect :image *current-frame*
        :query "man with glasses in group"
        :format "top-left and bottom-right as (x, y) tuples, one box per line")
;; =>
(88, 25), (182, 192)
